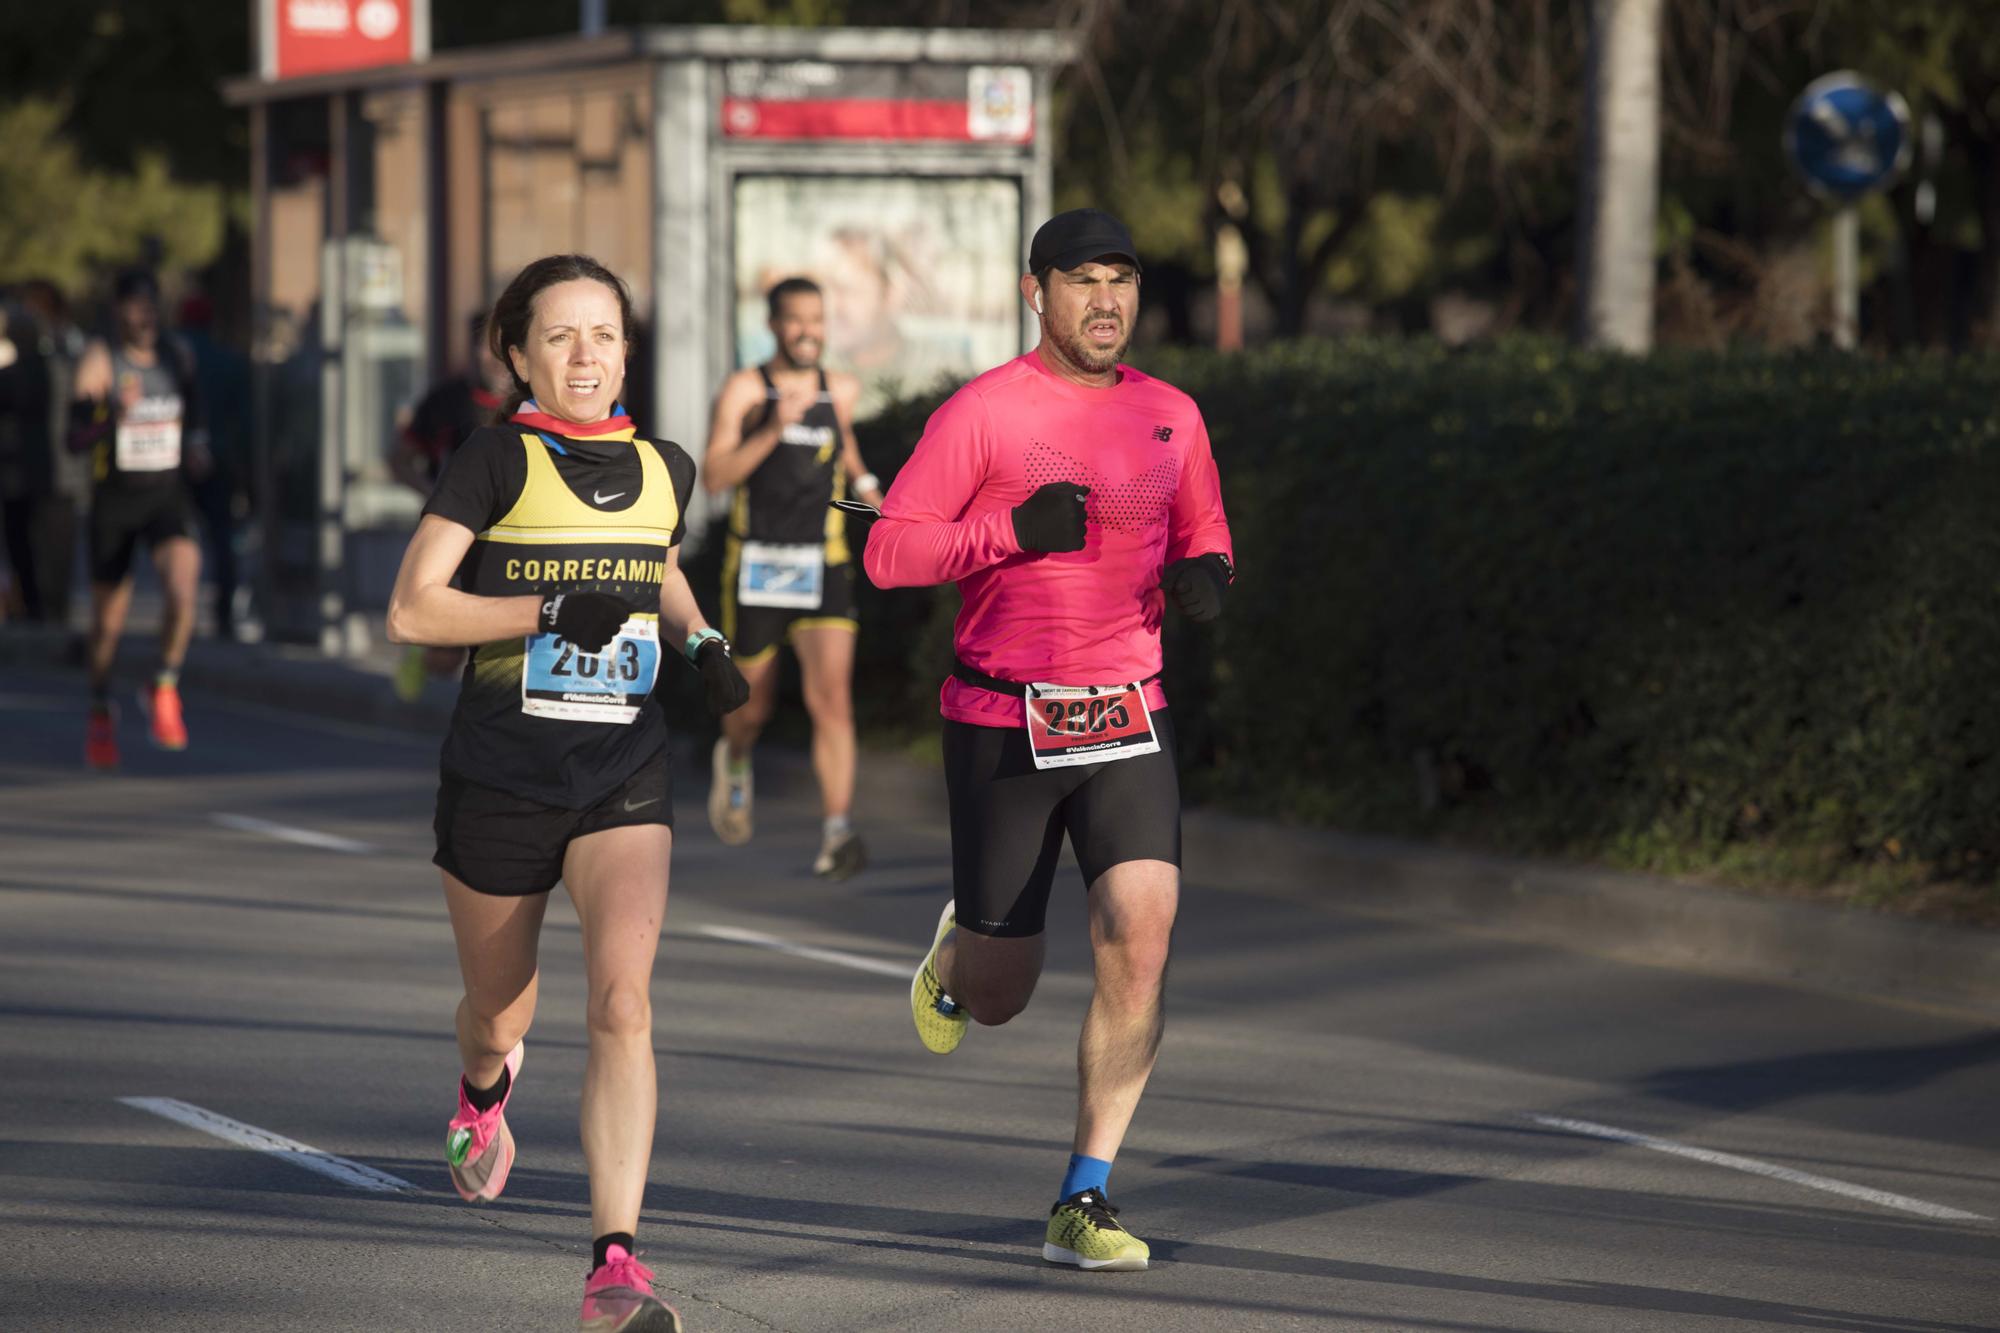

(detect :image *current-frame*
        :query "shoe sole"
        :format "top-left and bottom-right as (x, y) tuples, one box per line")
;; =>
(707, 740), (753, 846)
(581, 1305), (684, 1333)
(909, 899), (968, 1055)
(1041, 1241), (1149, 1271)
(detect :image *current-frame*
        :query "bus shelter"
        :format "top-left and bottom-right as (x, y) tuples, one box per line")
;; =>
(223, 25), (1077, 652)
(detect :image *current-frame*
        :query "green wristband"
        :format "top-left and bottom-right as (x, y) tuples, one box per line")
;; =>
(684, 627), (725, 662)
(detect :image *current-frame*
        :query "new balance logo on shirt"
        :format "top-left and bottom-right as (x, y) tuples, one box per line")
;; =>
(1152, 426), (1173, 441)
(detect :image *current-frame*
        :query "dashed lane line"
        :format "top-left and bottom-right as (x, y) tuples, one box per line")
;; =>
(212, 812), (378, 855)
(119, 1096), (415, 1193)
(1529, 1113), (1989, 1222)
(695, 923), (912, 979)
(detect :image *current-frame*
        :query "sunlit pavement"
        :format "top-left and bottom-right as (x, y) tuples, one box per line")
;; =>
(3, 664), (1996, 1332)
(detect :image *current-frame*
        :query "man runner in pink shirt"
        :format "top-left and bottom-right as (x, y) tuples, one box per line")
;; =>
(863, 208), (1233, 1271)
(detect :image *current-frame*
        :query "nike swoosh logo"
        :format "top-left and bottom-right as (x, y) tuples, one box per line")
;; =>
(622, 796), (659, 811)
(593, 490), (626, 505)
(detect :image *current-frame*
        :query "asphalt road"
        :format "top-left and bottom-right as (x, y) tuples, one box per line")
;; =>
(2, 664), (1996, 1332)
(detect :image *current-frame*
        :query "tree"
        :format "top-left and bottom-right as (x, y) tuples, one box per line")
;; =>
(8, 0), (1997, 347)
(1060, 2), (1595, 337)
(1575, 0), (1663, 350)
(0, 99), (226, 292)
(1813, 0), (2000, 344)
(0, 1), (249, 186)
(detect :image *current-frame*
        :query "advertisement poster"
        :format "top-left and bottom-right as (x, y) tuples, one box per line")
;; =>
(732, 175), (1024, 413)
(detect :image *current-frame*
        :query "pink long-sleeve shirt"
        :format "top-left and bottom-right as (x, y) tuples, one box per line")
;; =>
(864, 351), (1234, 729)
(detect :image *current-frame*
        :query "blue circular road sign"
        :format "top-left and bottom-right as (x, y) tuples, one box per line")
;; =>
(1785, 72), (1912, 203)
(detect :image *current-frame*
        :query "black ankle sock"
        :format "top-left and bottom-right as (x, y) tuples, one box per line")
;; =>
(461, 1065), (510, 1112)
(592, 1231), (636, 1272)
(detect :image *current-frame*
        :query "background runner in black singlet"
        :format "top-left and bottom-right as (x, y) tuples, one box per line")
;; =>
(699, 276), (885, 879)
(69, 269), (207, 768)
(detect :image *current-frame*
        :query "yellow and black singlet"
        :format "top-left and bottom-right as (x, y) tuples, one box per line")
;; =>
(423, 413), (697, 809)
(724, 367), (851, 615)
(734, 366), (846, 548)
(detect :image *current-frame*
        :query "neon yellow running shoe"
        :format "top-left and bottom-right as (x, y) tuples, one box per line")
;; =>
(1043, 1188), (1150, 1271)
(909, 898), (968, 1054)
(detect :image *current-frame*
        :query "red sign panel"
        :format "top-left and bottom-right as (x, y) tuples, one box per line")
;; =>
(271, 0), (417, 79)
(723, 98), (1004, 142)
(720, 64), (1034, 143)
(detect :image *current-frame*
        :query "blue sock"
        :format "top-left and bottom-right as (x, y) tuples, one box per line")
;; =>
(1060, 1153), (1112, 1200)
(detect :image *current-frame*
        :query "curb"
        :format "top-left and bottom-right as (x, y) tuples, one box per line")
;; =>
(1178, 808), (2000, 1021)
(7, 625), (1996, 1021)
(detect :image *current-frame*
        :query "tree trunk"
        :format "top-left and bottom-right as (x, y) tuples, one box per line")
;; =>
(1969, 134), (2000, 347)
(1277, 197), (1310, 338)
(1575, 0), (1662, 352)
(1890, 181), (1951, 350)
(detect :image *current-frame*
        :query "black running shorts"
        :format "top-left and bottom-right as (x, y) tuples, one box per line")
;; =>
(942, 708), (1181, 938)
(723, 551), (858, 664)
(89, 486), (196, 585)
(434, 754), (673, 897)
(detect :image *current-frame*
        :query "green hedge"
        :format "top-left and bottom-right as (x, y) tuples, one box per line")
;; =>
(849, 339), (2000, 913)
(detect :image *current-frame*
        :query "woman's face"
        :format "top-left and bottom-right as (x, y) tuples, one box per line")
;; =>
(508, 278), (627, 423)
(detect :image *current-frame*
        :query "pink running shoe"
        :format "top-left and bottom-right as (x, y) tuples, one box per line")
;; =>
(445, 1041), (523, 1203)
(581, 1246), (682, 1332)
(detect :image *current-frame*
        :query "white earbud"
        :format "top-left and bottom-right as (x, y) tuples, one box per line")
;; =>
(1032, 289), (1044, 315)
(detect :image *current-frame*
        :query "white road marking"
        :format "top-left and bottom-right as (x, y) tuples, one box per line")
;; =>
(118, 1097), (414, 1193)
(696, 923), (911, 978)
(1529, 1114), (1989, 1222)
(212, 812), (377, 855)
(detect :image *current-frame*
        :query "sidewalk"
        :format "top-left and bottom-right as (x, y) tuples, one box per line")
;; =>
(7, 619), (1997, 1023)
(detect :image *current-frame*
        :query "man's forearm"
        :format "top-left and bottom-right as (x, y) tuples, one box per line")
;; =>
(862, 509), (1020, 588)
(704, 419), (787, 491)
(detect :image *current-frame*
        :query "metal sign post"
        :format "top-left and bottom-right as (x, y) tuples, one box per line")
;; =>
(1784, 72), (1911, 350)
(1832, 207), (1859, 349)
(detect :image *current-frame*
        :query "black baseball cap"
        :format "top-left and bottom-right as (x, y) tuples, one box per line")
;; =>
(1028, 208), (1142, 276)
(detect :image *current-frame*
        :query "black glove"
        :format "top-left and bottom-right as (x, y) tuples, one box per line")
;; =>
(1011, 481), (1091, 553)
(1160, 552), (1232, 623)
(694, 637), (751, 716)
(538, 591), (630, 653)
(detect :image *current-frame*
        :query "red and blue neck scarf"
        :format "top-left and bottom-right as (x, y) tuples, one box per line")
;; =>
(511, 400), (635, 451)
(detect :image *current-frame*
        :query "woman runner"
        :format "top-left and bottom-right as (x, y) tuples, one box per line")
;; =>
(387, 254), (749, 1332)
